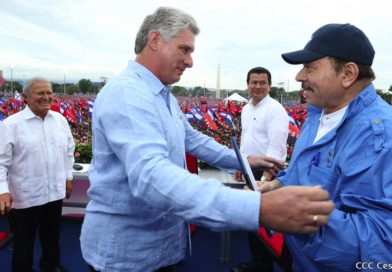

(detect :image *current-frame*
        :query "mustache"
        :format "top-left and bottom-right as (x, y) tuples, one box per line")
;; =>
(301, 83), (313, 92)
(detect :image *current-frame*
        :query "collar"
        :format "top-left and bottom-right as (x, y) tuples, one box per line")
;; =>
(128, 60), (168, 95)
(249, 95), (270, 109)
(319, 105), (348, 125)
(346, 83), (377, 117)
(20, 105), (53, 120)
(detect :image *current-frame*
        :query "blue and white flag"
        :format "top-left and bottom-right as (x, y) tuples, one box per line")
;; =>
(88, 100), (94, 117)
(220, 112), (236, 129)
(191, 106), (203, 122)
(60, 102), (68, 114)
(185, 112), (195, 123)
(14, 91), (22, 101)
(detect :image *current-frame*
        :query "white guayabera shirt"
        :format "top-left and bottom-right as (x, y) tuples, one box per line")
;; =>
(0, 105), (75, 209)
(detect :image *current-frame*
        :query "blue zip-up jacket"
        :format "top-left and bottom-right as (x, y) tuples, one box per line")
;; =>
(277, 84), (392, 271)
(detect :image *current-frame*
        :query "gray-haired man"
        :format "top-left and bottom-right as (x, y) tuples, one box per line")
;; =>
(80, 7), (334, 272)
(0, 77), (75, 272)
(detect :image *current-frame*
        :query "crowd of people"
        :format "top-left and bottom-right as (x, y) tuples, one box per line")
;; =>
(1, 6), (391, 272)
(0, 91), (306, 163)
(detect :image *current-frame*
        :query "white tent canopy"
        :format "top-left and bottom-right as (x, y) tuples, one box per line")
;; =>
(223, 92), (248, 103)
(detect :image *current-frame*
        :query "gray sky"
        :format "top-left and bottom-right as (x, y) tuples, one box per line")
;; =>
(1, 0), (391, 92)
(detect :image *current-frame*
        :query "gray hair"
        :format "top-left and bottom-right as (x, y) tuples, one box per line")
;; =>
(134, 6), (200, 54)
(23, 77), (51, 96)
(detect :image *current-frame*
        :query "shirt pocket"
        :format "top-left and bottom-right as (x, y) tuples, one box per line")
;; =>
(53, 128), (68, 149)
(12, 177), (45, 201)
(19, 135), (40, 152)
(52, 129), (68, 167)
(18, 136), (43, 176)
(308, 164), (339, 199)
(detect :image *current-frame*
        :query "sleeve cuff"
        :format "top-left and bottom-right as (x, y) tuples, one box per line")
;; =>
(0, 181), (10, 194)
(67, 171), (74, 181)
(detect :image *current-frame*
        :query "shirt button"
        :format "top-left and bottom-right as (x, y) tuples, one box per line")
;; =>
(373, 119), (380, 125)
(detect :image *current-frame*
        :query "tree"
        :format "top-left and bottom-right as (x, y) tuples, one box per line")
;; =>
(78, 79), (94, 94)
(3, 81), (23, 93)
(228, 89), (248, 98)
(191, 86), (205, 97)
(66, 84), (78, 95)
(285, 90), (301, 103)
(51, 82), (62, 93)
(171, 85), (189, 96)
(270, 87), (285, 102)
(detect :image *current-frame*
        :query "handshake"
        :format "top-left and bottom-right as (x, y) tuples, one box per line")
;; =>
(238, 155), (335, 234)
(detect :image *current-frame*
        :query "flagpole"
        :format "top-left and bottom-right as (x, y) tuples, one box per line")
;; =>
(10, 65), (14, 94)
(287, 79), (289, 93)
(63, 72), (66, 95)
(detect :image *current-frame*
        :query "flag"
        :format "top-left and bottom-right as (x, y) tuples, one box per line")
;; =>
(214, 112), (229, 129)
(60, 102), (68, 114)
(64, 108), (77, 125)
(287, 112), (298, 127)
(185, 112), (195, 123)
(220, 112), (236, 129)
(207, 106), (217, 120)
(14, 91), (22, 101)
(190, 106), (203, 122)
(77, 109), (83, 125)
(0, 97), (6, 106)
(87, 100), (94, 117)
(289, 123), (300, 138)
(0, 108), (5, 121)
(203, 113), (218, 131)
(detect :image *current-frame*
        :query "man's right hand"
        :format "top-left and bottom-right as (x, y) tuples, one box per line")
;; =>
(259, 186), (334, 234)
(0, 193), (12, 215)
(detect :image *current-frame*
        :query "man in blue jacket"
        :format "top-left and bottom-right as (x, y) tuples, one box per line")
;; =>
(277, 23), (392, 271)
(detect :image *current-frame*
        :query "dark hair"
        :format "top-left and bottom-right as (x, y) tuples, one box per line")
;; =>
(246, 67), (272, 84)
(329, 57), (375, 81)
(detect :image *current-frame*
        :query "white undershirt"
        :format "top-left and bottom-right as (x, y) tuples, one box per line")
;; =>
(313, 106), (348, 143)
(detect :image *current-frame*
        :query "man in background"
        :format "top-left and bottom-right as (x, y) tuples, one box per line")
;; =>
(240, 67), (289, 179)
(80, 7), (334, 272)
(277, 23), (392, 271)
(233, 67), (289, 272)
(0, 77), (75, 272)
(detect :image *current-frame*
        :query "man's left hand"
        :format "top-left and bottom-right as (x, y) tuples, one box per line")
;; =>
(66, 180), (73, 199)
(247, 156), (285, 175)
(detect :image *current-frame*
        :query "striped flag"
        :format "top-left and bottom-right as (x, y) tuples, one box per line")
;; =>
(220, 112), (236, 129)
(88, 100), (94, 117)
(14, 91), (22, 101)
(190, 106), (203, 122)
